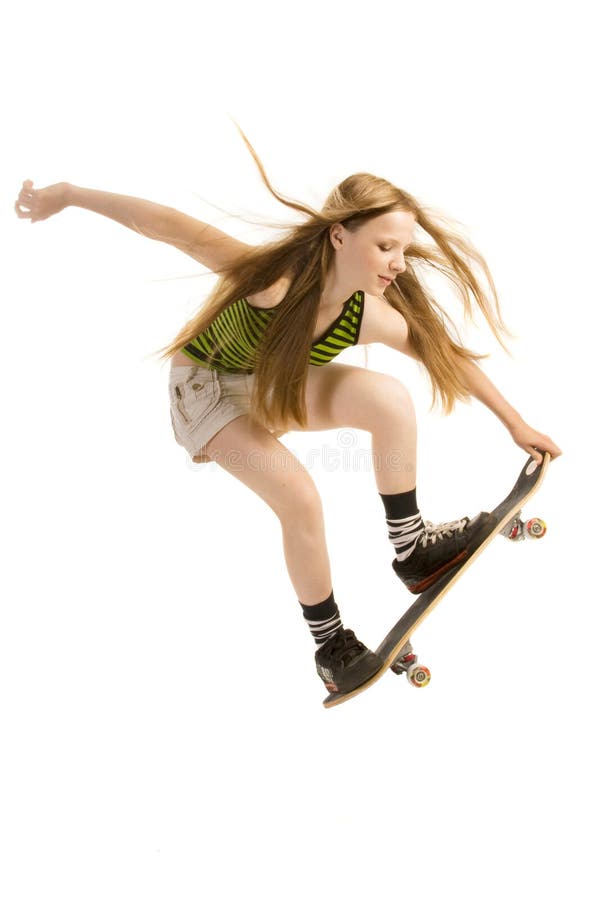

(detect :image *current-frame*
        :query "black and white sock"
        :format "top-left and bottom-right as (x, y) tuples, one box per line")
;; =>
(379, 488), (425, 562)
(300, 591), (343, 647)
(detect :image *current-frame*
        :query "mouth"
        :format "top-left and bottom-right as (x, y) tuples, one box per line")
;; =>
(378, 275), (392, 285)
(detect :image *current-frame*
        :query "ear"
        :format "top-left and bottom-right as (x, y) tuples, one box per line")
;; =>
(329, 223), (345, 249)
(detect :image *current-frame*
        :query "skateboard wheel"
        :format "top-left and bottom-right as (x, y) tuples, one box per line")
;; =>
(407, 663), (431, 688)
(525, 517), (547, 539)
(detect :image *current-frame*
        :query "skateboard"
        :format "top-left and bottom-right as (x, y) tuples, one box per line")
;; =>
(324, 451), (551, 708)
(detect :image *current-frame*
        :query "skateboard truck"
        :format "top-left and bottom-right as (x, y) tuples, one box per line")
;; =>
(390, 640), (431, 688)
(500, 510), (547, 542)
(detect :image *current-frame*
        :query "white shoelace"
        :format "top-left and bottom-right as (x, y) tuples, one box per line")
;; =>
(419, 517), (469, 547)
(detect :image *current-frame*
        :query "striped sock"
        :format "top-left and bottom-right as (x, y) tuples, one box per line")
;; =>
(300, 590), (343, 647)
(379, 488), (425, 562)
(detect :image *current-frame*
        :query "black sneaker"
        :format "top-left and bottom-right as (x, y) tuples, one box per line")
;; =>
(315, 628), (382, 694)
(392, 512), (492, 594)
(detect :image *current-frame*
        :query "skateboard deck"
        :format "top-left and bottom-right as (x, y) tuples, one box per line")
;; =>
(324, 451), (551, 708)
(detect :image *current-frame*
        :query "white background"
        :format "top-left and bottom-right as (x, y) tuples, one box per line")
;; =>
(2, 1), (598, 898)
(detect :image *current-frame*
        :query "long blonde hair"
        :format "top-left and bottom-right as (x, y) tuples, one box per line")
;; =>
(154, 126), (511, 429)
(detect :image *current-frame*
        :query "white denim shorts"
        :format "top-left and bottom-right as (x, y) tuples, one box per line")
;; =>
(168, 364), (285, 463)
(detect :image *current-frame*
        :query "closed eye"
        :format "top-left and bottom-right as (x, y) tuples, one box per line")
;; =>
(378, 242), (413, 253)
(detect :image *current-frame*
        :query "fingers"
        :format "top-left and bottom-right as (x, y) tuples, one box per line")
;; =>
(536, 439), (562, 460)
(15, 200), (34, 220)
(531, 442), (562, 465)
(19, 180), (34, 202)
(14, 201), (32, 218)
(15, 180), (36, 220)
(528, 447), (544, 466)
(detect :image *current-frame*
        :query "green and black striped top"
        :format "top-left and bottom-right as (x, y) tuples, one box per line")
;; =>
(180, 290), (365, 373)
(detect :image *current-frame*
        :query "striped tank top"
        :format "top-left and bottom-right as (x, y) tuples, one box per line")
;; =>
(179, 290), (365, 373)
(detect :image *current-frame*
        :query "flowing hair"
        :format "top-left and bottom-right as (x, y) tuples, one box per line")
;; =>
(153, 125), (511, 429)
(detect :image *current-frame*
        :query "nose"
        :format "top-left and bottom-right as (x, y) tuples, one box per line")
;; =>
(390, 254), (406, 274)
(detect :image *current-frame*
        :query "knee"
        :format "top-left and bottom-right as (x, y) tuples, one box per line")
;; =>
(274, 474), (323, 524)
(371, 376), (415, 425)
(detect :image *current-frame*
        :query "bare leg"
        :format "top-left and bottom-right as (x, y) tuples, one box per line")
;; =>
(370, 387), (418, 494)
(280, 506), (333, 606)
(204, 415), (334, 607)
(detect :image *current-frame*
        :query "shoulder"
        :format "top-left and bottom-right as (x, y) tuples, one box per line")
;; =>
(246, 272), (293, 308)
(358, 292), (413, 355)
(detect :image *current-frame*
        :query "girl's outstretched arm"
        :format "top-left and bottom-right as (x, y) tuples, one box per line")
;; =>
(14, 180), (249, 273)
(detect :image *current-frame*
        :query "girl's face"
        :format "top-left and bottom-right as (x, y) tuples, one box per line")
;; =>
(330, 210), (416, 297)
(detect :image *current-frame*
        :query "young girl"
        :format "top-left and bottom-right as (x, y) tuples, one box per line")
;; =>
(14, 131), (561, 696)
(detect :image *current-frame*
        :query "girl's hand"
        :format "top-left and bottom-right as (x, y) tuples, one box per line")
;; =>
(509, 420), (562, 465)
(15, 180), (70, 223)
